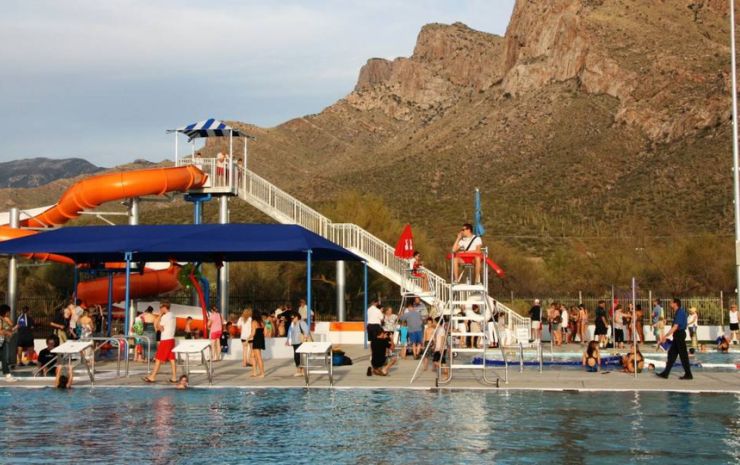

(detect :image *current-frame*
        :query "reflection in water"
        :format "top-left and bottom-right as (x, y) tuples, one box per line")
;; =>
(0, 389), (737, 464)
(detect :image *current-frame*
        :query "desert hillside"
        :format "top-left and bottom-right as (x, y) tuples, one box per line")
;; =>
(2, 0), (735, 295)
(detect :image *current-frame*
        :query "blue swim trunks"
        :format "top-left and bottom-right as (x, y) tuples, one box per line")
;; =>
(409, 331), (423, 345)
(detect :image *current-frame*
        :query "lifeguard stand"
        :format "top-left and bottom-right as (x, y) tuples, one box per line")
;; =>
(411, 247), (506, 386)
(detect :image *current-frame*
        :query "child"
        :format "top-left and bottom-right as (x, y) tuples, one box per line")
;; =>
(422, 317), (435, 371)
(397, 321), (409, 360)
(582, 341), (600, 372)
(432, 318), (448, 377)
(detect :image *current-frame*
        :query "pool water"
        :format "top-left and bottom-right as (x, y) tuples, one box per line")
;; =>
(0, 388), (737, 464)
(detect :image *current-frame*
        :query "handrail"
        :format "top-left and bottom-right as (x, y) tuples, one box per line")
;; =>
(235, 167), (530, 324)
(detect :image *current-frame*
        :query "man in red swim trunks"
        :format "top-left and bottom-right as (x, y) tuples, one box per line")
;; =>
(143, 301), (177, 384)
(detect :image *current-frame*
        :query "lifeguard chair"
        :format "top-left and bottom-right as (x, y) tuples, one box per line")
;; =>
(169, 118), (255, 195)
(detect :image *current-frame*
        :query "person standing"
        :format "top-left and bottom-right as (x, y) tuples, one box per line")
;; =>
(577, 304), (588, 344)
(729, 304), (739, 345)
(634, 304), (645, 344)
(613, 304), (625, 349)
(652, 299), (666, 349)
(207, 306), (223, 362)
(298, 299), (308, 321)
(687, 307), (699, 350)
(287, 313), (310, 377)
(412, 296), (428, 319)
(236, 308), (253, 368)
(366, 299), (383, 342)
(656, 298), (693, 380)
(594, 300), (609, 348)
(249, 311), (265, 378)
(0, 305), (17, 382)
(50, 305), (68, 344)
(140, 306), (158, 360)
(560, 304), (569, 345)
(529, 299), (542, 342)
(15, 306), (35, 365)
(143, 302), (177, 384)
(400, 304), (423, 359)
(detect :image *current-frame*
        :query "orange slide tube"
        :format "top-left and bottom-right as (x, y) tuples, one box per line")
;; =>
(0, 165), (207, 305)
(76, 264), (182, 305)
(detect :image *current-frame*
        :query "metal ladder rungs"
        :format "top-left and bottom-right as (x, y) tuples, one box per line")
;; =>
(450, 363), (485, 369)
(451, 284), (486, 291)
(450, 331), (485, 337)
(451, 347), (486, 353)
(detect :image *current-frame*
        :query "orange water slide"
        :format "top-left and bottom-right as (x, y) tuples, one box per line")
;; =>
(0, 165), (207, 304)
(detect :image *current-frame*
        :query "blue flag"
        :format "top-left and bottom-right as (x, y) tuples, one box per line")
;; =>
(474, 188), (485, 236)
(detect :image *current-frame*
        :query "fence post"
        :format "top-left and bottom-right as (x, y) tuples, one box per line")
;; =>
(721, 290), (725, 327)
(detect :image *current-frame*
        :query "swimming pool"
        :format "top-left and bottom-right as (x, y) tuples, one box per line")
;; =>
(0, 388), (737, 464)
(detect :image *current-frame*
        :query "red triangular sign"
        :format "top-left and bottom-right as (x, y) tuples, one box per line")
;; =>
(394, 224), (415, 259)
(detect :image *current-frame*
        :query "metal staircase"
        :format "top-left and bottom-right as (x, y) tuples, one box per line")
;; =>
(178, 159), (531, 330)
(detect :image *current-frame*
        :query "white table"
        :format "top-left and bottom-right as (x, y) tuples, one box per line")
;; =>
(52, 341), (94, 383)
(173, 340), (213, 385)
(296, 341), (333, 387)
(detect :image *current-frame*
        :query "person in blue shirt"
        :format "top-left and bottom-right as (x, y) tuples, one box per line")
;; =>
(656, 298), (693, 380)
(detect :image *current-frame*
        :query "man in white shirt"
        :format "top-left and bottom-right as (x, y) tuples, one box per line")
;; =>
(367, 299), (384, 342)
(452, 223), (483, 283)
(143, 302), (177, 384)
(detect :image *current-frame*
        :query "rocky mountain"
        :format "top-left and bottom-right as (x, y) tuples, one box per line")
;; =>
(0, 157), (103, 189)
(1, 0), (735, 294)
(200, 0), (734, 248)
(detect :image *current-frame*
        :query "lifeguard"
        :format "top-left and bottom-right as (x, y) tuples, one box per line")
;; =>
(452, 223), (483, 284)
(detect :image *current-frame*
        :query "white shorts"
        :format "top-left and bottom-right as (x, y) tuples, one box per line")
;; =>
(531, 321), (541, 329)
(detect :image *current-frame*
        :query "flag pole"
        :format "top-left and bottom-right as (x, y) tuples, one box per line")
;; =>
(632, 277), (637, 378)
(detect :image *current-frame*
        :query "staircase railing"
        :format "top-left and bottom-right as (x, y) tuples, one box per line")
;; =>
(236, 167), (529, 321)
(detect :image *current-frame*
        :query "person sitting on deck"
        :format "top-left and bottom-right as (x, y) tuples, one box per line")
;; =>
(37, 336), (58, 376)
(621, 350), (644, 374)
(409, 251), (430, 292)
(367, 331), (397, 377)
(582, 341), (600, 372)
(451, 223), (483, 284)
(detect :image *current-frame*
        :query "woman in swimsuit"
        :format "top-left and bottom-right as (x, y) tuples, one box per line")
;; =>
(582, 341), (600, 372)
(249, 311), (266, 378)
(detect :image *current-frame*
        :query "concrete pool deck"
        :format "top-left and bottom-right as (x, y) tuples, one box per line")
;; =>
(5, 343), (740, 393)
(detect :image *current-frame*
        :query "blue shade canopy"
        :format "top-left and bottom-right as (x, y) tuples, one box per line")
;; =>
(0, 224), (361, 264)
(169, 118), (254, 141)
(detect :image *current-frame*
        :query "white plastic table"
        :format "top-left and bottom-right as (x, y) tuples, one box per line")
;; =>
(173, 340), (214, 385)
(52, 341), (94, 383)
(296, 341), (333, 387)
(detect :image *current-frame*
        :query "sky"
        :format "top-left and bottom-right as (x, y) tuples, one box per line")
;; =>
(0, 0), (515, 167)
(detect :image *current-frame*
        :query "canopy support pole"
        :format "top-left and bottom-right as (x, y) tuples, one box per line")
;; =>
(336, 260), (346, 322)
(307, 250), (313, 328)
(229, 130), (234, 190)
(127, 198), (139, 334)
(363, 261), (368, 350)
(73, 266), (79, 305)
(7, 207), (19, 320)
(218, 196), (229, 319)
(174, 132), (178, 165)
(124, 252), (132, 337)
(107, 272), (113, 337)
(243, 138), (248, 172)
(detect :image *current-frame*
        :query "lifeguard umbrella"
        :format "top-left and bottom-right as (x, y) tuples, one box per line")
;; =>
(394, 224), (415, 259)
(474, 188), (485, 236)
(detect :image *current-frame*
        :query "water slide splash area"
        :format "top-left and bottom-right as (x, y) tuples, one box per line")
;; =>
(0, 165), (208, 305)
